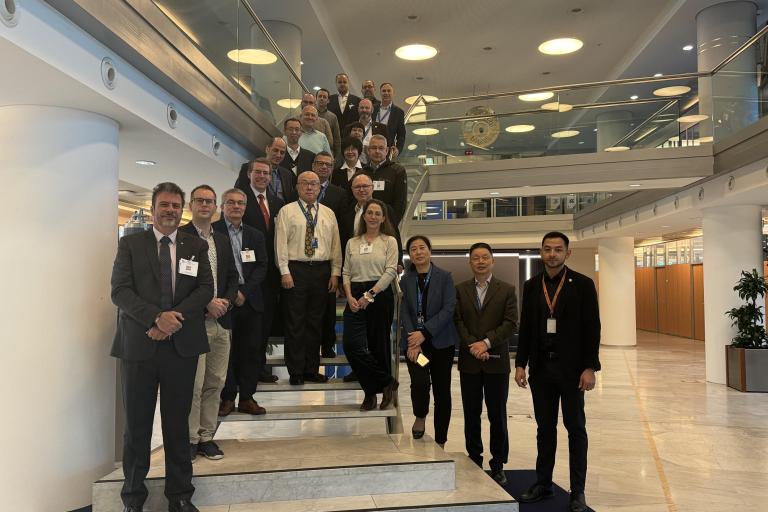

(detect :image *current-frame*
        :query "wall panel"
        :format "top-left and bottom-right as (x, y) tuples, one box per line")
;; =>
(635, 267), (658, 331)
(693, 264), (705, 341)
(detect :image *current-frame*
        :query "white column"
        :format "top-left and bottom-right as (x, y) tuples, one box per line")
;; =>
(0, 106), (118, 510)
(598, 237), (637, 346)
(696, 1), (757, 139)
(596, 110), (633, 151)
(702, 205), (763, 384)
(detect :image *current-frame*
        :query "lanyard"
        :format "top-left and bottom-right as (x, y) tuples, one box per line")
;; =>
(297, 200), (318, 229)
(416, 265), (433, 317)
(377, 108), (391, 124)
(363, 123), (371, 140)
(542, 268), (567, 317)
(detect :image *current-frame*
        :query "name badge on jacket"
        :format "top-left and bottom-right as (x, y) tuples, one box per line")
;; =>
(241, 249), (256, 262)
(373, 180), (386, 191)
(359, 243), (373, 255)
(179, 258), (199, 277)
(546, 318), (557, 334)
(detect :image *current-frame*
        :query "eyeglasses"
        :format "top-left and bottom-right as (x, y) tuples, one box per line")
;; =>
(224, 200), (247, 207)
(299, 181), (321, 187)
(191, 198), (216, 205)
(352, 184), (373, 190)
(313, 161), (333, 168)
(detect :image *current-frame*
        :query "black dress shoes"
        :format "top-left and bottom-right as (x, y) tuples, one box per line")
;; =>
(303, 372), (329, 383)
(519, 484), (554, 503)
(258, 373), (279, 383)
(168, 499), (199, 512)
(411, 427), (425, 439)
(289, 375), (304, 385)
(490, 468), (507, 486)
(360, 394), (377, 410)
(569, 491), (588, 512)
(122, 506), (142, 512)
(379, 379), (399, 409)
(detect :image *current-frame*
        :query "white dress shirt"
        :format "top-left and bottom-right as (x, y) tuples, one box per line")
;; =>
(274, 198), (342, 276)
(341, 160), (363, 181)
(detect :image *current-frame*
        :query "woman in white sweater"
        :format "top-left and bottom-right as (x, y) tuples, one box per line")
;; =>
(342, 199), (400, 411)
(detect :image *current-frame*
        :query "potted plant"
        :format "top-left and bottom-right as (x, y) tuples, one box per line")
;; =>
(725, 269), (768, 392)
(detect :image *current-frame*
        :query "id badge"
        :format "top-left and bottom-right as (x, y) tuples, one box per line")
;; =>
(546, 317), (557, 334)
(179, 258), (199, 277)
(359, 243), (373, 255)
(373, 180), (386, 191)
(241, 249), (256, 262)
(416, 314), (425, 328)
(416, 353), (430, 367)
(311, 238), (319, 249)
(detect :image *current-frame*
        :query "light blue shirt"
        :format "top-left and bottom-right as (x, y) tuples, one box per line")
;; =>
(225, 219), (245, 285)
(299, 129), (332, 155)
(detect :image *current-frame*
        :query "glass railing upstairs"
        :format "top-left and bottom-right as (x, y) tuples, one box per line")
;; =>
(151, 0), (308, 127)
(400, 23), (768, 165)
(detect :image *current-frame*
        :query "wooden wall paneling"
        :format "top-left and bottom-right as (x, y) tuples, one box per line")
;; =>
(656, 267), (671, 335)
(693, 264), (705, 341)
(635, 268), (658, 331)
(667, 264), (694, 338)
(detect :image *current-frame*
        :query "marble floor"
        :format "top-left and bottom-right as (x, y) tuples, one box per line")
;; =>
(152, 331), (768, 512)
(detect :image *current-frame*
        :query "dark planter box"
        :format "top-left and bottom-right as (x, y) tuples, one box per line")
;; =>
(726, 346), (768, 392)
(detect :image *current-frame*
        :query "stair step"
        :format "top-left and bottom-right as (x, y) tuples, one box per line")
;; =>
(219, 403), (396, 421)
(266, 355), (349, 366)
(255, 378), (359, 391)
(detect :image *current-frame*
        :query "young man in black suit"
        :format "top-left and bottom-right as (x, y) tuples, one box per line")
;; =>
(111, 182), (213, 512)
(373, 82), (406, 158)
(181, 185), (239, 462)
(213, 188), (268, 417)
(515, 231), (601, 512)
(454, 243), (518, 486)
(281, 117), (315, 176)
(328, 72), (361, 132)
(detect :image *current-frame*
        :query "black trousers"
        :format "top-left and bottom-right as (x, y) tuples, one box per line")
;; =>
(282, 260), (330, 376)
(529, 360), (588, 493)
(406, 342), (455, 444)
(222, 304), (263, 401)
(321, 290), (337, 353)
(120, 343), (198, 507)
(342, 282), (394, 395)
(460, 371), (509, 471)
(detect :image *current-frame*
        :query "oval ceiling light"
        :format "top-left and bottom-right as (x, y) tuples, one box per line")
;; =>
(405, 95), (439, 105)
(407, 143), (418, 150)
(410, 105), (427, 115)
(551, 129), (580, 138)
(541, 102), (573, 112)
(519, 91), (554, 102)
(276, 98), (302, 109)
(135, 159), (156, 166)
(413, 127), (440, 136)
(653, 85), (691, 97)
(505, 124), (535, 133)
(395, 44), (438, 61)
(682, 44), (694, 51)
(677, 114), (709, 123)
(408, 113), (426, 123)
(538, 37), (584, 55)
(604, 146), (630, 152)
(227, 48), (277, 65)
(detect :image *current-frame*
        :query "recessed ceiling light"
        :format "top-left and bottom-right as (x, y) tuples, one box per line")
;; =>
(413, 127), (440, 136)
(538, 38), (584, 55)
(552, 130), (580, 138)
(653, 85), (691, 97)
(630, 95), (639, 100)
(605, 146), (630, 152)
(489, 191), (500, 196)
(312, 86), (321, 91)
(697, 136), (714, 143)
(300, 61), (304, 65)
(593, 128), (598, 132)
(519, 91), (555, 102)
(677, 114), (709, 123)
(135, 159), (156, 166)
(407, 143), (418, 150)
(395, 44), (438, 61)
(682, 44), (694, 51)
(505, 124), (536, 133)
(578, 141), (585, 144)
(276, 98), (302, 109)
(226, 49), (277, 65)
(629, 183), (642, 187)
(541, 102), (573, 112)
(661, 225), (671, 228)
(653, 73), (663, 77)
(405, 95), (439, 104)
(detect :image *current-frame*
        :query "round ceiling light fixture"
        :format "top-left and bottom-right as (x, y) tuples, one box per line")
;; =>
(519, 91), (555, 102)
(538, 37), (584, 55)
(551, 129), (580, 138)
(677, 114), (709, 123)
(227, 48), (277, 65)
(135, 159), (156, 166)
(407, 143), (418, 150)
(604, 146), (630, 152)
(505, 124), (536, 133)
(395, 44), (438, 61)
(682, 44), (694, 51)
(653, 85), (691, 97)
(541, 102), (573, 112)
(405, 95), (439, 105)
(413, 127), (440, 136)
(276, 98), (302, 109)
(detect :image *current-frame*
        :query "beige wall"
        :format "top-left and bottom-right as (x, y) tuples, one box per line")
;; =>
(568, 247), (597, 283)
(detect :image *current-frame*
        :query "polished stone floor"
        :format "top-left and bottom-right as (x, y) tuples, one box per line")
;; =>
(153, 331), (768, 511)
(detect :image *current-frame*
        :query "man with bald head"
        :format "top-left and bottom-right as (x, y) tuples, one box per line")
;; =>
(235, 137), (295, 202)
(329, 72), (361, 131)
(299, 106), (332, 155)
(356, 98), (389, 158)
(275, 171), (342, 385)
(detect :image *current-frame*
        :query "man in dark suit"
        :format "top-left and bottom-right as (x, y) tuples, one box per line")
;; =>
(111, 182), (213, 512)
(235, 138), (296, 202)
(361, 79), (381, 109)
(328, 72), (361, 132)
(364, 134), (408, 226)
(515, 231), (601, 512)
(214, 188), (268, 416)
(281, 117), (315, 176)
(374, 82), (406, 158)
(454, 243), (518, 486)
(181, 185), (239, 462)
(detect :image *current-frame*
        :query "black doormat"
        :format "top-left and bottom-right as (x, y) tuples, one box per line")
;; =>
(487, 469), (596, 511)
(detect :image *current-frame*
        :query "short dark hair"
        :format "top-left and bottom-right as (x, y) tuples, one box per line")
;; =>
(542, 231), (570, 247)
(283, 117), (301, 130)
(380, 82), (393, 90)
(406, 235), (433, 271)
(341, 136), (363, 154)
(247, 157), (271, 174)
(313, 151), (334, 163)
(335, 73), (349, 81)
(344, 121), (365, 137)
(316, 88), (330, 96)
(190, 184), (216, 202)
(151, 182), (185, 210)
(469, 242), (493, 256)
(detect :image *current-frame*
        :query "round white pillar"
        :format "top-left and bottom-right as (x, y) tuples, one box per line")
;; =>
(596, 111), (633, 151)
(702, 205), (763, 384)
(250, 20), (303, 121)
(0, 106), (118, 510)
(598, 237), (637, 346)
(696, 1), (758, 139)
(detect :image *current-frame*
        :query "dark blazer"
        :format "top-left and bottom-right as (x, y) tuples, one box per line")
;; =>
(280, 147), (315, 176)
(235, 162), (296, 202)
(515, 267), (601, 380)
(373, 103), (406, 154)
(454, 277), (518, 374)
(178, 222), (239, 329)
(212, 218), (268, 313)
(329, 93), (362, 132)
(400, 264), (460, 350)
(340, 203), (403, 268)
(364, 161), (408, 225)
(110, 229), (214, 361)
